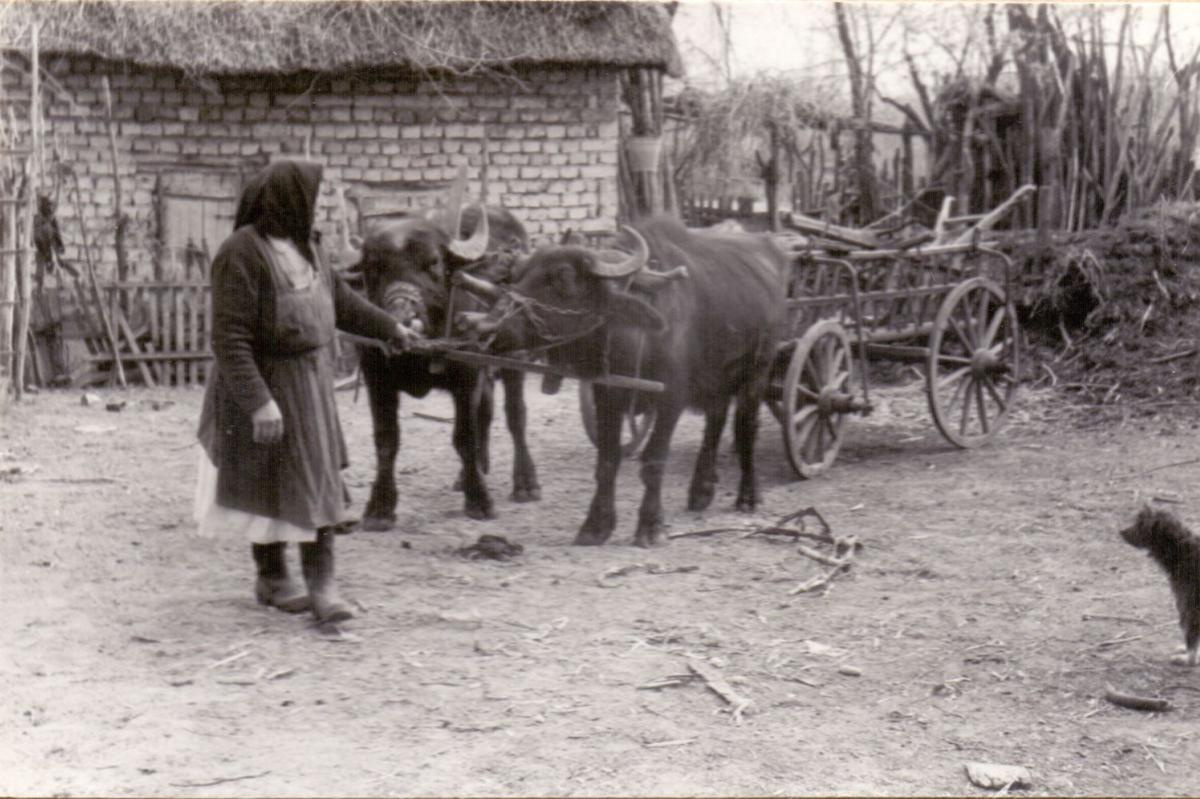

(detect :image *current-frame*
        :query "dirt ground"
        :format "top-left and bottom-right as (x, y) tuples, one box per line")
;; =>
(2, 376), (1199, 797)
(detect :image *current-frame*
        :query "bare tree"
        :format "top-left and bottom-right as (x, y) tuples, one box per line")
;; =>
(833, 2), (901, 224)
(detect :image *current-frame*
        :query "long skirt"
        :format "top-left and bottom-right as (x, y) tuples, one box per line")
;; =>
(197, 345), (351, 535)
(193, 448), (316, 544)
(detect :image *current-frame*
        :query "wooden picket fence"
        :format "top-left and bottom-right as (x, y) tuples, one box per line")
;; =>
(102, 281), (212, 386)
(29, 279), (212, 388)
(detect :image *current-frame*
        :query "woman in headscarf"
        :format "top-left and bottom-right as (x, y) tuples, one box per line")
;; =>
(195, 160), (417, 624)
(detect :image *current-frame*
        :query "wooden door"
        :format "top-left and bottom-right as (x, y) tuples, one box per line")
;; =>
(159, 172), (239, 281)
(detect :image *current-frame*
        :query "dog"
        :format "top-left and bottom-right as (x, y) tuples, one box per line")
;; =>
(1120, 506), (1200, 667)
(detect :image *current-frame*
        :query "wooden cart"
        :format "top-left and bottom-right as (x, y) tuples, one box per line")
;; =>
(768, 239), (1021, 478)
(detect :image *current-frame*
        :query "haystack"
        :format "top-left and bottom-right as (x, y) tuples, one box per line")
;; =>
(1017, 202), (1200, 407)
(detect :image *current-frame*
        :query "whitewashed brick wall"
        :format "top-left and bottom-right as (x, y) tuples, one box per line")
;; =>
(4, 58), (622, 279)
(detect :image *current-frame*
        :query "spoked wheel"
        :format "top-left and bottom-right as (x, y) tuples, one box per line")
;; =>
(926, 277), (1020, 448)
(781, 319), (856, 479)
(579, 380), (656, 458)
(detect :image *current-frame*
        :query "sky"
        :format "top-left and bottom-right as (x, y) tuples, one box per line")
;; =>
(672, 0), (844, 88)
(670, 1), (1200, 97)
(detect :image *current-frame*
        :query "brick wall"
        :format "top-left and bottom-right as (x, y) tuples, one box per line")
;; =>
(5, 57), (622, 279)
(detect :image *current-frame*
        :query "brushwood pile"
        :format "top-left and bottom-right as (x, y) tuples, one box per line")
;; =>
(1008, 202), (1200, 409)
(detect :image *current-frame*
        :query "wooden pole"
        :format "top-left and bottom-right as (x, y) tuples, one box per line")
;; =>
(100, 76), (129, 283)
(13, 26), (41, 400)
(1, 191), (15, 402)
(68, 168), (126, 388)
(13, 163), (34, 399)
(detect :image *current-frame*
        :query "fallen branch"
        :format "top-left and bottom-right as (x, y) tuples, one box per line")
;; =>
(667, 526), (750, 540)
(413, 411), (454, 423)
(643, 738), (697, 748)
(669, 507), (859, 594)
(1081, 613), (1147, 625)
(789, 561), (854, 595)
(207, 650), (251, 670)
(687, 660), (754, 724)
(170, 771), (271, 788)
(1148, 348), (1197, 365)
(1143, 457), (1200, 475)
(597, 563), (698, 587)
(1096, 633), (1144, 649)
(637, 675), (695, 690)
(1104, 687), (1172, 712)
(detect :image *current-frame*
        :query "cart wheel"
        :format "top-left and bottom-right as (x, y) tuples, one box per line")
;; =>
(579, 381), (656, 458)
(927, 277), (1020, 448)
(781, 319), (854, 479)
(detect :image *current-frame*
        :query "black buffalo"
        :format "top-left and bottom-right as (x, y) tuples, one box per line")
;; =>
(458, 215), (788, 547)
(353, 205), (539, 528)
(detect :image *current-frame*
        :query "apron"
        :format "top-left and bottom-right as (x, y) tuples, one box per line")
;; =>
(197, 233), (352, 533)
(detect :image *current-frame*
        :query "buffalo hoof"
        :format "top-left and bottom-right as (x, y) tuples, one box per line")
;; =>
(361, 516), (395, 532)
(511, 487), (541, 503)
(465, 503), (497, 521)
(573, 527), (612, 546)
(687, 483), (716, 512)
(735, 483), (761, 512)
(633, 526), (667, 548)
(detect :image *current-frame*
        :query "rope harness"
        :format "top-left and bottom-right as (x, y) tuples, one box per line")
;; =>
(381, 281), (428, 328)
(464, 285), (609, 358)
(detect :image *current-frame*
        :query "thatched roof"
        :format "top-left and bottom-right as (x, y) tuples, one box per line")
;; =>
(1, 0), (682, 78)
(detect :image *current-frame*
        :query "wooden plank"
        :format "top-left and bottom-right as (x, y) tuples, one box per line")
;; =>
(202, 285), (213, 383)
(87, 350), (213, 363)
(187, 286), (198, 386)
(116, 310), (156, 387)
(784, 212), (882, 249)
(147, 287), (162, 384)
(174, 286), (184, 386)
(99, 281), (210, 290)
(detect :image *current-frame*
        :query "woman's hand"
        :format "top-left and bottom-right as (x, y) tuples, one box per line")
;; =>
(392, 320), (425, 351)
(251, 399), (284, 444)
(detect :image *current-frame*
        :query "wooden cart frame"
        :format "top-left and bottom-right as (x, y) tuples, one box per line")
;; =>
(768, 240), (1021, 478)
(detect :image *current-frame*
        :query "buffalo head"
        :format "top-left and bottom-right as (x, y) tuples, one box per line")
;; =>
(456, 226), (667, 374)
(349, 204), (490, 334)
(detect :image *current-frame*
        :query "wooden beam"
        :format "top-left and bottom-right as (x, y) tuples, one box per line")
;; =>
(115, 310), (156, 387)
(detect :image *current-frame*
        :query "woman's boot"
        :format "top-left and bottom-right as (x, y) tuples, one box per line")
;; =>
(251, 543), (310, 613)
(299, 528), (354, 624)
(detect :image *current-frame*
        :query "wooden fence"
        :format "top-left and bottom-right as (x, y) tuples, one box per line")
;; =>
(29, 279), (212, 388)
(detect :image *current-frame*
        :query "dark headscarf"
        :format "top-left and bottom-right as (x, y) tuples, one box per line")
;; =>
(234, 160), (323, 262)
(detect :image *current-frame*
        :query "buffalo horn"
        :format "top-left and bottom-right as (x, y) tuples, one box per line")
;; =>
(586, 225), (648, 278)
(447, 203), (490, 261)
(455, 310), (499, 334)
(452, 269), (503, 301)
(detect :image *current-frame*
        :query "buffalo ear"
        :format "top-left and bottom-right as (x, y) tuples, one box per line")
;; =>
(608, 290), (667, 333)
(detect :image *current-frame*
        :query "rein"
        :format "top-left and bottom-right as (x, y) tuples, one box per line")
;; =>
(457, 284), (610, 358)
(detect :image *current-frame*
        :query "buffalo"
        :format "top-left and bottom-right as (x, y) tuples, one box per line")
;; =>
(351, 205), (540, 528)
(457, 215), (788, 547)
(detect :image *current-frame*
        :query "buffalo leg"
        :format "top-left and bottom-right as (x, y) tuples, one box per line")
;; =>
(576, 384), (627, 545)
(456, 373), (494, 491)
(687, 398), (731, 511)
(733, 384), (764, 512)
(502, 369), (541, 502)
(452, 373), (495, 521)
(476, 373), (494, 476)
(362, 360), (400, 531)
(634, 396), (687, 548)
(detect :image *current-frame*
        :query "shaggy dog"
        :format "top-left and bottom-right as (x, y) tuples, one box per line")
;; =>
(1120, 507), (1200, 667)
